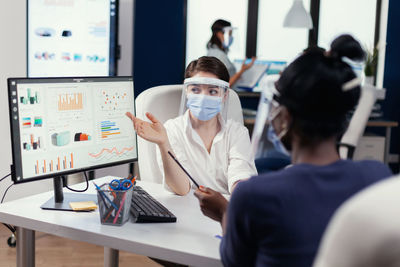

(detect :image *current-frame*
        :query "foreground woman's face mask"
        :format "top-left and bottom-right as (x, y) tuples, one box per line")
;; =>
(186, 94), (222, 121)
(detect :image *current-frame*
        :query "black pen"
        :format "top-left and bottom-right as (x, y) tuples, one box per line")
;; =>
(167, 151), (200, 188)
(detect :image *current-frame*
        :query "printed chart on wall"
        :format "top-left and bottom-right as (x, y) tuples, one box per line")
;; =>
(14, 79), (137, 180)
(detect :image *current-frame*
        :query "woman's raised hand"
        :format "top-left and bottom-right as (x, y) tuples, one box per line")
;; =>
(126, 112), (168, 146)
(240, 57), (256, 72)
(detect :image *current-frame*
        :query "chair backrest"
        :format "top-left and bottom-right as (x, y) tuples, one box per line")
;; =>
(135, 85), (244, 183)
(226, 89), (244, 125)
(339, 85), (377, 159)
(313, 176), (400, 267)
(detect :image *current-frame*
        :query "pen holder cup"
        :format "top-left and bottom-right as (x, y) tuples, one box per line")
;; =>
(97, 184), (133, 226)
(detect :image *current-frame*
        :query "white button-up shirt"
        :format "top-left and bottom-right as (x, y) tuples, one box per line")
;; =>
(156, 111), (257, 194)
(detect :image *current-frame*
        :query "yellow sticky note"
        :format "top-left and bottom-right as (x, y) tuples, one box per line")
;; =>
(69, 201), (98, 211)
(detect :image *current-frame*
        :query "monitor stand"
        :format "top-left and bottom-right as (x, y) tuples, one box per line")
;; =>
(40, 176), (97, 211)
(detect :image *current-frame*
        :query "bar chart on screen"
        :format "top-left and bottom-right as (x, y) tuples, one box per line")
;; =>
(57, 92), (84, 111)
(20, 88), (40, 105)
(100, 120), (121, 139)
(47, 90), (88, 121)
(22, 134), (43, 151)
(32, 152), (75, 175)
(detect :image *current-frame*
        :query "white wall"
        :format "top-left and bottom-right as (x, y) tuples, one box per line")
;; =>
(257, 0), (310, 63)
(0, 0), (134, 202)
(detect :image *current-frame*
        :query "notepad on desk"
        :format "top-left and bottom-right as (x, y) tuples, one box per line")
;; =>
(69, 201), (98, 211)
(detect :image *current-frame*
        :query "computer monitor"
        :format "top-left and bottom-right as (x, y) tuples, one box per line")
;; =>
(7, 77), (137, 210)
(27, 0), (119, 77)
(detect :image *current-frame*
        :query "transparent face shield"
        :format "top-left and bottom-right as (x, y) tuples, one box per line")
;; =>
(250, 76), (281, 159)
(179, 77), (230, 121)
(222, 26), (240, 52)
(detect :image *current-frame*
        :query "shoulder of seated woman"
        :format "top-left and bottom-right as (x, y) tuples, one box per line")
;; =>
(225, 119), (249, 133)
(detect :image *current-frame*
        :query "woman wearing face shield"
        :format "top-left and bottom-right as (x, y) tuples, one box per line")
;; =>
(126, 56), (257, 196)
(207, 19), (256, 87)
(194, 35), (392, 267)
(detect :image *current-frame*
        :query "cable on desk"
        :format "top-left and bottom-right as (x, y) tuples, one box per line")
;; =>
(64, 171), (89, 193)
(0, 173), (11, 183)
(1, 183), (13, 204)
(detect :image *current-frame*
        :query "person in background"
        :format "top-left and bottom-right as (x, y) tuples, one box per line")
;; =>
(194, 34), (392, 267)
(207, 19), (256, 87)
(313, 175), (400, 267)
(253, 45), (327, 174)
(127, 56), (257, 196)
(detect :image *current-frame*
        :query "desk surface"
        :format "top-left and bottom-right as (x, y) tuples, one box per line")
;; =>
(0, 176), (223, 267)
(366, 120), (399, 127)
(244, 117), (399, 128)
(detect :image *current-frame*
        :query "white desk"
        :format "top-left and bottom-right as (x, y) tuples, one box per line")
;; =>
(0, 176), (223, 267)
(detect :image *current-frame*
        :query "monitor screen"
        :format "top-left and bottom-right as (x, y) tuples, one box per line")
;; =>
(8, 77), (137, 184)
(27, 0), (118, 77)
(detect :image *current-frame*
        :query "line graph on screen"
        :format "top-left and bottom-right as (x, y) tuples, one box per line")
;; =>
(88, 146), (135, 162)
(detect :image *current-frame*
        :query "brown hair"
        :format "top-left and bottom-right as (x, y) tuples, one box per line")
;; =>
(185, 56), (230, 82)
(207, 19), (231, 52)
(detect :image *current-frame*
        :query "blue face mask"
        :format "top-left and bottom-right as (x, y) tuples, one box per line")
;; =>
(267, 124), (290, 157)
(186, 94), (222, 121)
(223, 36), (234, 48)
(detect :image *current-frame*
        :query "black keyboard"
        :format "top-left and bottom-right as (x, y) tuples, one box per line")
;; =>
(130, 186), (177, 223)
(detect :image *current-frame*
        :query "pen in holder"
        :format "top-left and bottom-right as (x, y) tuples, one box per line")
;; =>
(95, 183), (133, 226)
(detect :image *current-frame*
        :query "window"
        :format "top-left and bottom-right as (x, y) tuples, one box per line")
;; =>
(256, 0), (311, 63)
(186, 0), (248, 66)
(318, 0), (377, 50)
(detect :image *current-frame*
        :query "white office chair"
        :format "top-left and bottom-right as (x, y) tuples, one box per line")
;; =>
(313, 175), (400, 267)
(135, 85), (244, 183)
(339, 85), (377, 159)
